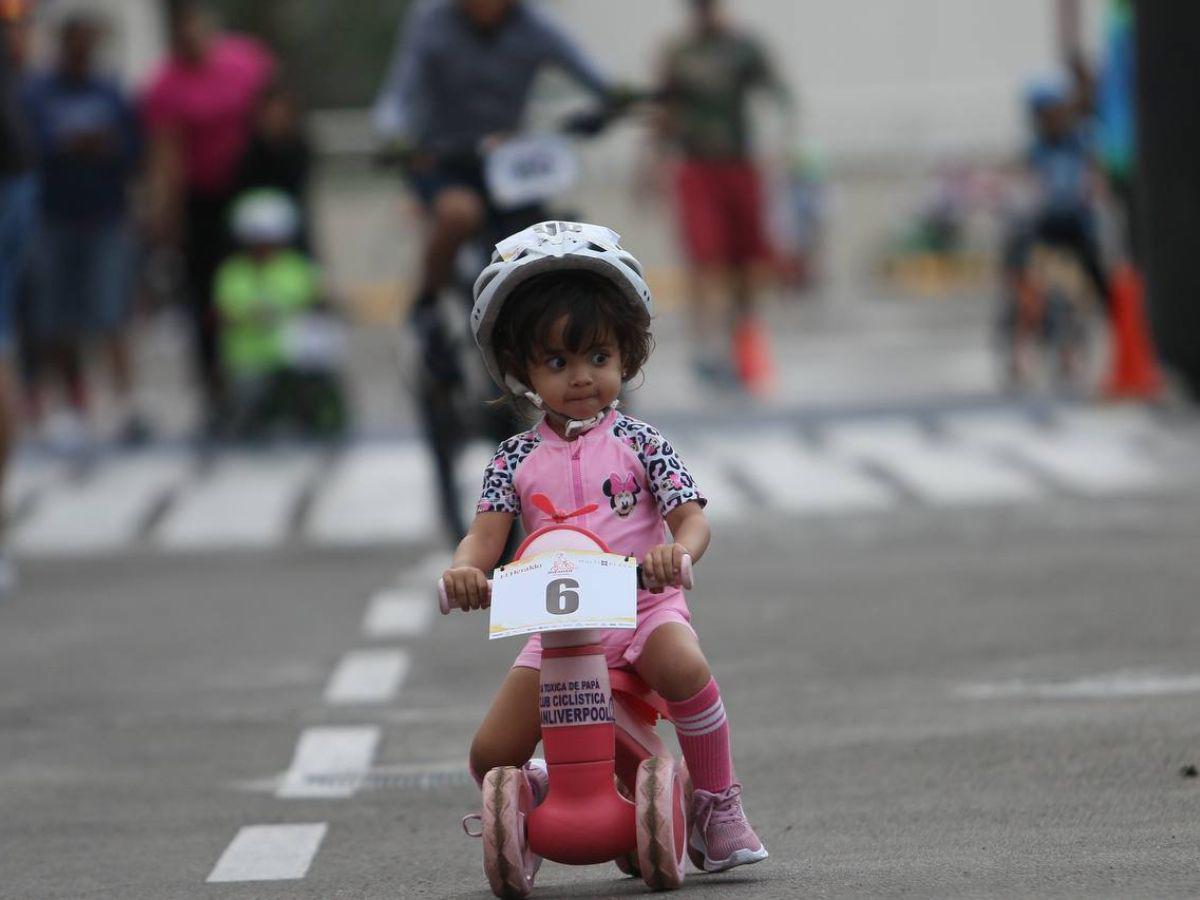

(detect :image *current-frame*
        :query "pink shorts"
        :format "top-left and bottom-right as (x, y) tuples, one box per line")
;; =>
(512, 588), (694, 672)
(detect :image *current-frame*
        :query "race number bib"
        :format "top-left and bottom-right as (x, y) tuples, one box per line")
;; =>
(484, 134), (579, 211)
(489, 550), (637, 640)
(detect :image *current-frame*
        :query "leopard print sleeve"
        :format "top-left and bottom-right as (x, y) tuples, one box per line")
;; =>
(612, 414), (707, 518)
(477, 431), (540, 516)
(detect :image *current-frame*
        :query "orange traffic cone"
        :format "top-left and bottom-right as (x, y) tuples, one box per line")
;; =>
(1102, 263), (1163, 400)
(732, 317), (776, 396)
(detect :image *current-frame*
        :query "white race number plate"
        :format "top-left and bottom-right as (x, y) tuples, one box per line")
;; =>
(489, 550), (637, 640)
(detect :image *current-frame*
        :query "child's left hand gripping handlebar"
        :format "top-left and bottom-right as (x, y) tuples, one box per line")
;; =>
(438, 555), (694, 615)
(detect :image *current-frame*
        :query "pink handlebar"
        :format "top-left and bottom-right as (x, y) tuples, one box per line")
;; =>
(437, 554), (694, 615)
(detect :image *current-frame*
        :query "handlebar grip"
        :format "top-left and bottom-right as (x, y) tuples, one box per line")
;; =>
(680, 554), (694, 590)
(637, 554), (695, 591)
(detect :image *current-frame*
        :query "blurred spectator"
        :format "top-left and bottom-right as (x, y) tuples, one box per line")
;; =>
(215, 189), (346, 441)
(0, 0), (35, 593)
(1097, 0), (1136, 261)
(655, 0), (791, 394)
(141, 0), (276, 433)
(22, 14), (146, 448)
(235, 82), (314, 253)
(372, 0), (615, 365)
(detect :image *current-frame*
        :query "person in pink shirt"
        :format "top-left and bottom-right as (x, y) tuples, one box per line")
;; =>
(440, 221), (769, 874)
(141, 0), (275, 430)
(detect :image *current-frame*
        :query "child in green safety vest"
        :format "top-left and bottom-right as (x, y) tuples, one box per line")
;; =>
(215, 189), (347, 440)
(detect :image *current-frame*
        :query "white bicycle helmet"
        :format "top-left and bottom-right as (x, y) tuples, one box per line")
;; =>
(472, 220), (652, 395)
(231, 189), (300, 246)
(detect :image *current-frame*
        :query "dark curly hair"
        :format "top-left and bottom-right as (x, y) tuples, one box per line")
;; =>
(491, 270), (653, 388)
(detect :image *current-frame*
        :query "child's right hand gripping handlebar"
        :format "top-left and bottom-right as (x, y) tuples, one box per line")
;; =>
(438, 555), (694, 615)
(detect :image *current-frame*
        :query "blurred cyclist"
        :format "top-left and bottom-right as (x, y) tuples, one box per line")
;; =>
(372, 0), (619, 377)
(654, 0), (792, 394)
(998, 76), (1109, 384)
(1004, 80), (1108, 301)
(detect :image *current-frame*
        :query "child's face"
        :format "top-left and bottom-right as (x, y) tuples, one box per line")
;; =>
(526, 315), (623, 428)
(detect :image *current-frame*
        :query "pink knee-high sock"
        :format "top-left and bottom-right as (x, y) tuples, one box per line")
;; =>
(667, 677), (734, 793)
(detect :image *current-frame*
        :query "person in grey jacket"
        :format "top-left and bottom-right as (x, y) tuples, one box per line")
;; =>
(373, 0), (617, 374)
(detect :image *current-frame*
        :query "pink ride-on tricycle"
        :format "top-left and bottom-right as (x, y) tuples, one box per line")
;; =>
(439, 521), (696, 897)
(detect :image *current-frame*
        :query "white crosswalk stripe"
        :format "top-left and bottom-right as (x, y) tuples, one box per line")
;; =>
(704, 430), (894, 514)
(157, 450), (320, 550)
(824, 419), (1044, 505)
(307, 443), (435, 544)
(14, 452), (190, 554)
(7, 409), (1194, 557)
(946, 410), (1165, 496)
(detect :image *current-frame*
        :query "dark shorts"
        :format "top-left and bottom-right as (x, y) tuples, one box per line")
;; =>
(406, 156), (490, 210)
(0, 174), (38, 352)
(32, 218), (135, 339)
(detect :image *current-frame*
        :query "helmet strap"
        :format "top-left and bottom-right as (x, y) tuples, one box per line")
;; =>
(505, 375), (617, 438)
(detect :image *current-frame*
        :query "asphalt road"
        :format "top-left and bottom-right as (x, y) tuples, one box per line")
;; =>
(2, 489), (1199, 899)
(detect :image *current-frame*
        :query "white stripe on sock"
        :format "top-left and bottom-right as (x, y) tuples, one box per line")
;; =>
(673, 699), (724, 726)
(674, 702), (726, 737)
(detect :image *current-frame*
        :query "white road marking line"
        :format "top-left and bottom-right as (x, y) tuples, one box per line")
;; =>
(324, 650), (410, 705)
(157, 451), (320, 549)
(14, 453), (190, 554)
(957, 670), (1200, 700)
(706, 432), (895, 514)
(824, 420), (1042, 505)
(4, 455), (67, 510)
(405, 552), (453, 588)
(1054, 406), (1161, 440)
(206, 823), (327, 882)
(307, 444), (436, 544)
(947, 411), (1165, 496)
(277, 726), (381, 799)
(362, 589), (434, 638)
(681, 446), (746, 520)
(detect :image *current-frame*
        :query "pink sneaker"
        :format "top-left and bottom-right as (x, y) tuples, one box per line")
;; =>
(689, 783), (769, 872)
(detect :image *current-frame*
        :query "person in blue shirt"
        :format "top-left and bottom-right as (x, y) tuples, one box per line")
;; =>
(22, 14), (146, 445)
(1021, 77), (1109, 304)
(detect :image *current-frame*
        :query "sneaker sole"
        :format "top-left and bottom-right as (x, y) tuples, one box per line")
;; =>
(689, 831), (769, 873)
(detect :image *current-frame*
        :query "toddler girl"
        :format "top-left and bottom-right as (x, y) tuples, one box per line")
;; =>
(441, 221), (767, 872)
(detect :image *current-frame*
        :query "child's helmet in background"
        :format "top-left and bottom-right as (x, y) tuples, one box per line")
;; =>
(471, 221), (652, 397)
(1024, 75), (1070, 118)
(230, 189), (300, 247)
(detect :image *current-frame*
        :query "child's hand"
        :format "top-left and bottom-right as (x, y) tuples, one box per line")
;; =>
(441, 566), (491, 611)
(641, 543), (689, 593)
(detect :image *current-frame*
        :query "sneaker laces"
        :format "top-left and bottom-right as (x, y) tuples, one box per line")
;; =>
(694, 782), (746, 832)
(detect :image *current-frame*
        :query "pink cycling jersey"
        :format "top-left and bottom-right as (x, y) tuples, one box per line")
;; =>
(478, 409), (705, 561)
(478, 409), (707, 671)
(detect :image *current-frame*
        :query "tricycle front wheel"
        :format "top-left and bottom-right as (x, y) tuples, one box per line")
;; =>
(482, 766), (538, 898)
(635, 757), (687, 890)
